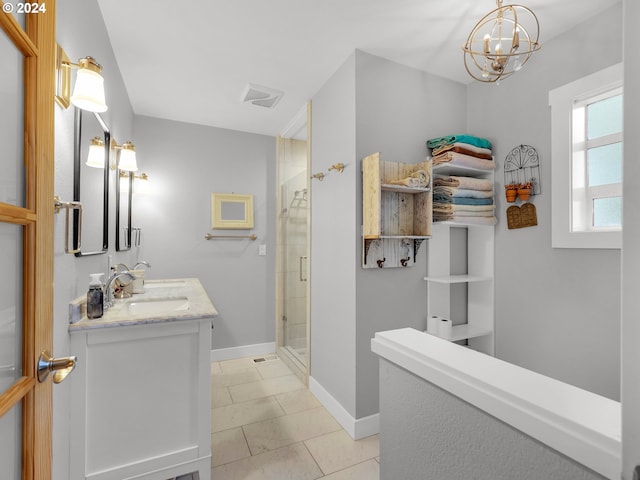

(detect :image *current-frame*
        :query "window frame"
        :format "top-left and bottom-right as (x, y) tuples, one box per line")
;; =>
(549, 63), (623, 249)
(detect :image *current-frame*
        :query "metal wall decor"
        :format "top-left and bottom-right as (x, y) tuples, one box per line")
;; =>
(504, 144), (541, 194)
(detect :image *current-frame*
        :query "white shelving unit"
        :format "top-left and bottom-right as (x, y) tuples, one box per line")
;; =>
(426, 162), (495, 354)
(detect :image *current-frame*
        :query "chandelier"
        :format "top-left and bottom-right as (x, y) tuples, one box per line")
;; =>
(463, 0), (540, 83)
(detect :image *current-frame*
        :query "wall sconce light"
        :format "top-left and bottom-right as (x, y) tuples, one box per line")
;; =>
(56, 45), (108, 112)
(462, 0), (540, 83)
(85, 137), (105, 168)
(114, 141), (138, 172)
(136, 172), (150, 194)
(119, 171), (149, 193)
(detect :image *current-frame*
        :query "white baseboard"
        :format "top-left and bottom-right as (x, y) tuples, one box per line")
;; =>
(309, 376), (379, 440)
(211, 342), (276, 362)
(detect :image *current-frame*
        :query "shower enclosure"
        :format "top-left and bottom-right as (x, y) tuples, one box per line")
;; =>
(276, 104), (310, 383)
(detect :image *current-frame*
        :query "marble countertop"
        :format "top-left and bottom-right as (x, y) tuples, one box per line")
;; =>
(69, 277), (218, 332)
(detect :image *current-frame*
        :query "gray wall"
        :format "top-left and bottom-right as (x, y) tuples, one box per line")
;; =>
(310, 50), (467, 419)
(379, 359), (605, 480)
(133, 115), (276, 350)
(466, 3), (622, 400)
(54, 1), (136, 479)
(353, 51), (467, 418)
(310, 53), (358, 416)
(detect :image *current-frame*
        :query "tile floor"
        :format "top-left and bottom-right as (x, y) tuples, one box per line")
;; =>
(211, 355), (380, 479)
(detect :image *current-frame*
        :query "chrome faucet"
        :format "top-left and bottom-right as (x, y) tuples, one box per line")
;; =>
(133, 260), (151, 269)
(104, 270), (135, 309)
(111, 263), (131, 273)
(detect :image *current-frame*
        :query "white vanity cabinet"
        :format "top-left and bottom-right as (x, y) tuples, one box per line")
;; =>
(68, 278), (216, 480)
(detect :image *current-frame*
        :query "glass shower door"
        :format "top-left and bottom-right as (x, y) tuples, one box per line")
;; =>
(281, 174), (308, 365)
(276, 133), (309, 382)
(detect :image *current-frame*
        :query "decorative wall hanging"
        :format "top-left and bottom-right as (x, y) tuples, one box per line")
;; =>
(507, 203), (538, 229)
(504, 144), (540, 195)
(211, 193), (254, 229)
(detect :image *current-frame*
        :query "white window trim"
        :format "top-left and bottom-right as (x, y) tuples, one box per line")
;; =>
(549, 63), (623, 249)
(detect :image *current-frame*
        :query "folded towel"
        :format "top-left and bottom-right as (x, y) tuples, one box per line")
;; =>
(434, 175), (493, 191)
(433, 216), (497, 226)
(410, 169), (430, 187)
(387, 177), (421, 188)
(433, 197), (494, 206)
(427, 134), (492, 150)
(433, 186), (494, 199)
(449, 210), (495, 217)
(433, 204), (495, 213)
(431, 142), (493, 156)
(432, 151), (495, 171)
(386, 169), (430, 188)
(432, 144), (493, 160)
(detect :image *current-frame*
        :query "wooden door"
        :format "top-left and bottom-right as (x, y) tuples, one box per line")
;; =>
(0, 3), (56, 479)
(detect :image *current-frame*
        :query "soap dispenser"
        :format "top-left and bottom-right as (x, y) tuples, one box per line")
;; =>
(86, 273), (104, 319)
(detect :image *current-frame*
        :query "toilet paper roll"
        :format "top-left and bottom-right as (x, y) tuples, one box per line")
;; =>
(427, 315), (440, 335)
(438, 318), (453, 340)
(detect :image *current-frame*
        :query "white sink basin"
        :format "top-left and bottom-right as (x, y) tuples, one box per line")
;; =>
(127, 297), (190, 316)
(143, 280), (187, 289)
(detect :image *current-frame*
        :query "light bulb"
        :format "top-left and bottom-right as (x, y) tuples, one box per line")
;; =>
(512, 26), (520, 50)
(513, 55), (523, 71)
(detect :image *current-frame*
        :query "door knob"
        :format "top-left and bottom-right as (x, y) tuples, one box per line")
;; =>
(37, 350), (77, 384)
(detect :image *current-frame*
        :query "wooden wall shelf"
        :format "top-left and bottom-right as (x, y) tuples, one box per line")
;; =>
(362, 152), (432, 268)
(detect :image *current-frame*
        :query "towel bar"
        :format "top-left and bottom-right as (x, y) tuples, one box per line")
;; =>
(54, 196), (82, 254)
(205, 233), (257, 241)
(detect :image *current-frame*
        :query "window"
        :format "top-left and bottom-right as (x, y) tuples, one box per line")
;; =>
(549, 63), (623, 248)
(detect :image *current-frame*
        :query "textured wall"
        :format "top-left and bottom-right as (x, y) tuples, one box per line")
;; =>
(379, 359), (606, 480)
(466, 3), (622, 400)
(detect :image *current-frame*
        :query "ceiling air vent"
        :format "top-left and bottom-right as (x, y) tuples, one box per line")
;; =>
(241, 83), (284, 109)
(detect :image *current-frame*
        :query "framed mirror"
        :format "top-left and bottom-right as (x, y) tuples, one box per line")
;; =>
(211, 193), (254, 229)
(73, 107), (109, 256)
(115, 167), (132, 251)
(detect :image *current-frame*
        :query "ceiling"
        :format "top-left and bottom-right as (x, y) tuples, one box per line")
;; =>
(96, 0), (620, 138)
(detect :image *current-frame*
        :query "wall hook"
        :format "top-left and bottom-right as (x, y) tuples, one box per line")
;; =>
(310, 172), (325, 181)
(377, 258), (386, 268)
(328, 163), (344, 173)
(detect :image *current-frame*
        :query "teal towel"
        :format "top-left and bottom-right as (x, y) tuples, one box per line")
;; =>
(427, 134), (492, 150)
(434, 197), (494, 206)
